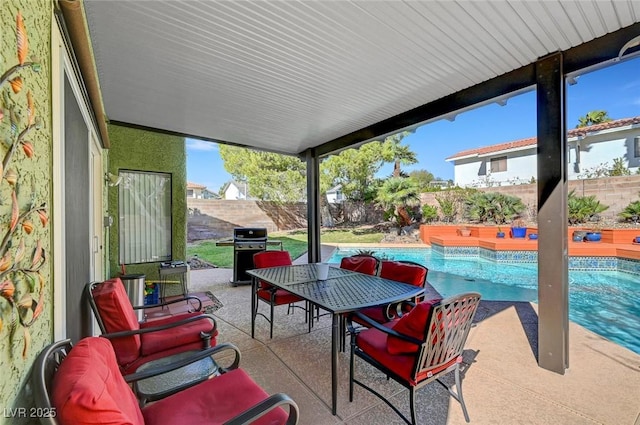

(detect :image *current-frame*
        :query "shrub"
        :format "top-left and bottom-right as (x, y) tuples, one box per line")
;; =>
(421, 204), (438, 223)
(463, 192), (525, 224)
(619, 200), (640, 223)
(567, 189), (609, 224)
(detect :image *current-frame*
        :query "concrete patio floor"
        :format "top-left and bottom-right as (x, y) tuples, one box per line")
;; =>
(185, 250), (640, 425)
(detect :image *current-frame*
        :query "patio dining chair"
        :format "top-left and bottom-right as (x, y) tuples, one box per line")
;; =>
(339, 253), (382, 276)
(348, 292), (481, 425)
(32, 337), (299, 425)
(253, 250), (311, 338)
(337, 254), (382, 349)
(86, 278), (218, 376)
(355, 260), (432, 325)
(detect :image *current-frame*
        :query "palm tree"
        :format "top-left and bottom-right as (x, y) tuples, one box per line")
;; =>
(576, 110), (612, 128)
(380, 132), (417, 177)
(375, 177), (421, 231)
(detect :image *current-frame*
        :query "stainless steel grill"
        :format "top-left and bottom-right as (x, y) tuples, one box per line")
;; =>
(232, 228), (267, 286)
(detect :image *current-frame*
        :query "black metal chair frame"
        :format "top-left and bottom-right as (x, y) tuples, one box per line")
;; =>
(32, 339), (298, 425)
(347, 292), (481, 425)
(85, 281), (205, 334)
(254, 280), (312, 339)
(252, 251), (313, 339)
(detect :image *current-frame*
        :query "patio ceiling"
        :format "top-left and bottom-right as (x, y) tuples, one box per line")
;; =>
(81, 1), (640, 155)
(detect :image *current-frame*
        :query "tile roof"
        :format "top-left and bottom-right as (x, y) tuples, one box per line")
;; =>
(446, 116), (640, 160)
(187, 181), (207, 189)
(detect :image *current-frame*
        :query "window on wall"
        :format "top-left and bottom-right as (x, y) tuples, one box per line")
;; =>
(634, 136), (640, 158)
(119, 171), (172, 264)
(490, 156), (507, 173)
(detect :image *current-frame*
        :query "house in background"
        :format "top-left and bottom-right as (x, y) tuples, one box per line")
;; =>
(186, 182), (206, 198)
(447, 116), (640, 187)
(326, 184), (345, 203)
(222, 181), (249, 200)
(187, 182), (219, 199)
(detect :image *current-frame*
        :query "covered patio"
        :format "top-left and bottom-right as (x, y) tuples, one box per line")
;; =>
(183, 261), (640, 425)
(58, 0), (640, 377)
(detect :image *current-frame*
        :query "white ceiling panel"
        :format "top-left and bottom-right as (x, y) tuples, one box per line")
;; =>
(82, 0), (640, 154)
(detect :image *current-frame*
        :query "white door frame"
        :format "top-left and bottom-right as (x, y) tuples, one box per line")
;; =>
(52, 19), (104, 340)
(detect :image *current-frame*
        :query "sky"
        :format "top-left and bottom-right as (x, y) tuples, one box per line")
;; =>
(187, 56), (640, 192)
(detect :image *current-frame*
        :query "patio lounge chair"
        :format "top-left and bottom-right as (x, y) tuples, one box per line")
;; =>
(348, 292), (481, 425)
(86, 278), (218, 375)
(253, 250), (311, 338)
(32, 337), (299, 425)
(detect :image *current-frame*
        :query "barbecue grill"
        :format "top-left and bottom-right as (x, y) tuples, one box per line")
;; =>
(231, 227), (267, 286)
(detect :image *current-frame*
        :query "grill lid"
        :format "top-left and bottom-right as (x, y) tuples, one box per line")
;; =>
(233, 227), (267, 241)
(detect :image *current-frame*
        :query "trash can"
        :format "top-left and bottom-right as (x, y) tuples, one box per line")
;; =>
(121, 274), (145, 321)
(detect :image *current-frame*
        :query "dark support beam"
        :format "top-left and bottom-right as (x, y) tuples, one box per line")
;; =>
(305, 149), (321, 264)
(536, 52), (569, 374)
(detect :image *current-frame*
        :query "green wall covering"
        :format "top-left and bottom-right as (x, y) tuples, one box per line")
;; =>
(106, 124), (187, 282)
(0, 2), (53, 424)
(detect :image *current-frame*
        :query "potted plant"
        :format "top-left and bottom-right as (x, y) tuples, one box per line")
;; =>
(496, 227), (505, 238)
(510, 219), (527, 238)
(572, 230), (587, 242)
(459, 226), (471, 237)
(585, 226), (602, 242)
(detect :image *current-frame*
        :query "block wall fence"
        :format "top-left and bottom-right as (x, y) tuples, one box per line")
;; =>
(420, 175), (640, 222)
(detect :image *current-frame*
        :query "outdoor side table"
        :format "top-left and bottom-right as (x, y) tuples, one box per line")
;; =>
(158, 262), (189, 302)
(134, 350), (219, 405)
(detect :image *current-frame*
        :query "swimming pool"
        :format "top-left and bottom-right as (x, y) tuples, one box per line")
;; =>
(327, 247), (640, 354)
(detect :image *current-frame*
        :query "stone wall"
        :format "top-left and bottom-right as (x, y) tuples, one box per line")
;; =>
(187, 199), (307, 241)
(420, 175), (640, 223)
(186, 199), (384, 241)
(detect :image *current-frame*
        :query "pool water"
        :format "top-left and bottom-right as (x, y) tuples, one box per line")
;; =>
(327, 248), (640, 354)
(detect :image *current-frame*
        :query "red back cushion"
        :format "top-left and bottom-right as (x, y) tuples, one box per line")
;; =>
(340, 256), (379, 275)
(253, 251), (292, 290)
(52, 337), (144, 425)
(387, 299), (439, 355)
(380, 261), (427, 287)
(92, 278), (141, 365)
(253, 250), (292, 268)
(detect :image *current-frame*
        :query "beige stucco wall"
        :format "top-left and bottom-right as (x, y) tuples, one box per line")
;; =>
(0, 2), (53, 423)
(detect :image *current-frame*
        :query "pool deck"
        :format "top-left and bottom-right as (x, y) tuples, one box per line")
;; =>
(150, 256), (640, 425)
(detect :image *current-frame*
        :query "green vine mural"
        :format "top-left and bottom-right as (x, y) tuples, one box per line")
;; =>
(0, 11), (46, 358)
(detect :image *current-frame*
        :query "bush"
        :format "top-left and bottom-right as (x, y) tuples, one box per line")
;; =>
(463, 192), (525, 224)
(421, 204), (438, 222)
(435, 188), (477, 223)
(619, 200), (640, 223)
(567, 189), (609, 224)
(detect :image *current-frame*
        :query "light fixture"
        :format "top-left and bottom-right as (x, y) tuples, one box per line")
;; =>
(105, 172), (122, 187)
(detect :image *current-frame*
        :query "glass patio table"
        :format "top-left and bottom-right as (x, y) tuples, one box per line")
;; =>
(247, 264), (424, 415)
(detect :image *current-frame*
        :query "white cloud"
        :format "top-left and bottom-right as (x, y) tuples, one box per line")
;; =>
(186, 139), (218, 152)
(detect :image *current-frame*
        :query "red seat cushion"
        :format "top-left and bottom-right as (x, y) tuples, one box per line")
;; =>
(354, 305), (387, 325)
(387, 299), (439, 355)
(356, 324), (457, 387)
(92, 278), (142, 365)
(140, 312), (217, 356)
(379, 261), (427, 286)
(142, 368), (289, 425)
(52, 337), (144, 425)
(257, 288), (303, 305)
(340, 256), (379, 275)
